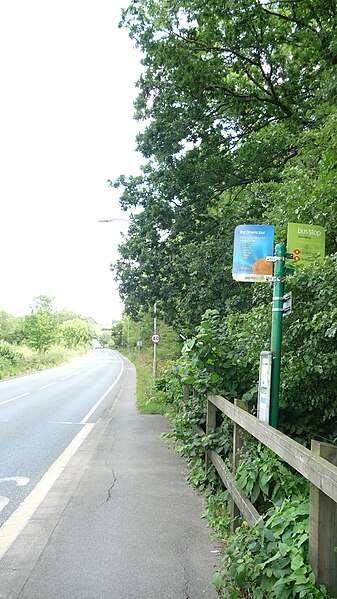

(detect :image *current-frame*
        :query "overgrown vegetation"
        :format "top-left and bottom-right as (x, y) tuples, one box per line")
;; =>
(176, 254), (337, 446)
(0, 295), (111, 379)
(158, 366), (334, 598)
(114, 310), (182, 413)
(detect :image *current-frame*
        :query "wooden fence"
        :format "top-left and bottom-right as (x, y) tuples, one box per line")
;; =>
(183, 385), (337, 596)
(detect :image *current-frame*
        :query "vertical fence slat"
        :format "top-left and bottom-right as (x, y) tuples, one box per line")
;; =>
(231, 399), (248, 532)
(309, 441), (337, 596)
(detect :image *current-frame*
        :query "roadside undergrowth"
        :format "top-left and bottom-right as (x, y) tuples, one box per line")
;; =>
(157, 366), (334, 599)
(120, 348), (172, 414)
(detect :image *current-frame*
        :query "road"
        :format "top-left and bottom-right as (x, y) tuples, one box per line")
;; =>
(0, 349), (123, 528)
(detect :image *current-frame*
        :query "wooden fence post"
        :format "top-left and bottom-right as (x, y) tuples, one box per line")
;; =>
(309, 441), (337, 596)
(231, 399), (248, 532)
(206, 398), (217, 470)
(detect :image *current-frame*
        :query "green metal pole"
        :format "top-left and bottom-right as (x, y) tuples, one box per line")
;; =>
(269, 242), (286, 428)
(153, 302), (157, 378)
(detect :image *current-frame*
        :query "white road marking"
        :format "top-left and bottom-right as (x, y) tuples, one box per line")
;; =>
(0, 479), (30, 514)
(0, 477), (30, 487)
(0, 393), (30, 407)
(48, 422), (84, 425)
(80, 357), (124, 424)
(38, 382), (57, 390)
(0, 422), (94, 560)
(61, 375), (73, 381)
(0, 497), (10, 512)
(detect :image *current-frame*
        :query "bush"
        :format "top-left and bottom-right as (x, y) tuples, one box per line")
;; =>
(0, 341), (21, 377)
(0, 342), (85, 380)
(177, 255), (337, 445)
(213, 499), (329, 599)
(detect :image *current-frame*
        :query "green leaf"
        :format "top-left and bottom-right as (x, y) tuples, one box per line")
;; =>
(212, 571), (224, 591)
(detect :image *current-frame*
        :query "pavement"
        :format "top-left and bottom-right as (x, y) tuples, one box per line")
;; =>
(0, 356), (220, 599)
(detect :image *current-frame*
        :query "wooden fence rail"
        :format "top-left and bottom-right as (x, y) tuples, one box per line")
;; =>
(182, 385), (337, 595)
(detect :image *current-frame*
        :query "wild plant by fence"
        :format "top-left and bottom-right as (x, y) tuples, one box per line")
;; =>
(183, 385), (337, 596)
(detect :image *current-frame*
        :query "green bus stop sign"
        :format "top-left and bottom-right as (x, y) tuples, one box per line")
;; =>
(287, 222), (325, 266)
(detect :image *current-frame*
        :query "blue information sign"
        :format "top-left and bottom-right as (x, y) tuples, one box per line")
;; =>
(232, 225), (275, 282)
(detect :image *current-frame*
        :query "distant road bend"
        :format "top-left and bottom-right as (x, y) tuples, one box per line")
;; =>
(0, 349), (123, 535)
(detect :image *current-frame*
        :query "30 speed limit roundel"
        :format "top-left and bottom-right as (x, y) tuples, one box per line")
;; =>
(151, 333), (160, 344)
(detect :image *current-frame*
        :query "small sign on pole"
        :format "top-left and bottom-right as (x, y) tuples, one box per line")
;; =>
(282, 292), (292, 317)
(151, 333), (160, 344)
(257, 351), (273, 424)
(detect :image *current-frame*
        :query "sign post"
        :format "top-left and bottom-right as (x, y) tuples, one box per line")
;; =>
(269, 242), (286, 428)
(232, 222), (324, 429)
(153, 302), (158, 378)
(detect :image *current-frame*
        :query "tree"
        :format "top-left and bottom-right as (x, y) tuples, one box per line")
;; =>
(0, 311), (25, 344)
(58, 318), (94, 349)
(23, 295), (58, 352)
(112, 0), (337, 330)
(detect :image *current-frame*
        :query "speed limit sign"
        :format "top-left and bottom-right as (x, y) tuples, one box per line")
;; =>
(151, 333), (160, 344)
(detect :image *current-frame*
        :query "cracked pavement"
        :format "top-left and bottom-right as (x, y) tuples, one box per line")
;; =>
(106, 468), (117, 502)
(0, 356), (219, 599)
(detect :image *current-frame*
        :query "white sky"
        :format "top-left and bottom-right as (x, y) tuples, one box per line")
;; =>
(0, 1), (143, 325)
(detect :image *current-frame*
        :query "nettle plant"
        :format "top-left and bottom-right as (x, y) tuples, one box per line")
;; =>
(213, 499), (330, 599)
(235, 443), (309, 513)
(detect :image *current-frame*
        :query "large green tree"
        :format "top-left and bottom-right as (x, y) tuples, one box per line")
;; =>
(23, 295), (59, 352)
(112, 0), (336, 330)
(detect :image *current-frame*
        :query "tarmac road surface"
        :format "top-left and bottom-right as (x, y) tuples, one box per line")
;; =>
(0, 349), (123, 527)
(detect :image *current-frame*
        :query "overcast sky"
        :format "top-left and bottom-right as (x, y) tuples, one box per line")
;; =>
(0, 1), (143, 324)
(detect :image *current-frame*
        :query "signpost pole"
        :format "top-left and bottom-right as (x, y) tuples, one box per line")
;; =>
(153, 302), (157, 378)
(270, 242), (286, 428)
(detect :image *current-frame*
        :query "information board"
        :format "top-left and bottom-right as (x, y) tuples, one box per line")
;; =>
(232, 225), (275, 282)
(287, 222), (325, 266)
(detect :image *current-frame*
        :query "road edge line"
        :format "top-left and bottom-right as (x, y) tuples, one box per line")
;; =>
(0, 422), (94, 560)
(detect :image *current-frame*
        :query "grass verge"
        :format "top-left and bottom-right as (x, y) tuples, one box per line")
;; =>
(120, 349), (169, 414)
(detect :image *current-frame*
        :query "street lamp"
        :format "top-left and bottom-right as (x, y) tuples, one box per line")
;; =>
(98, 218), (130, 223)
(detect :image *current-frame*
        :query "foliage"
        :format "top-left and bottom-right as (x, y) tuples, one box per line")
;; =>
(112, 308), (182, 358)
(0, 311), (25, 344)
(177, 308), (268, 402)
(235, 443), (309, 514)
(0, 298), (102, 379)
(58, 318), (94, 349)
(112, 0), (337, 329)
(120, 343), (178, 414)
(0, 342), (83, 379)
(202, 489), (232, 541)
(112, 0), (337, 436)
(175, 253), (337, 444)
(23, 295), (59, 352)
(0, 341), (21, 377)
(155, 364), (333, 597)
(213, 499), (330, 599)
